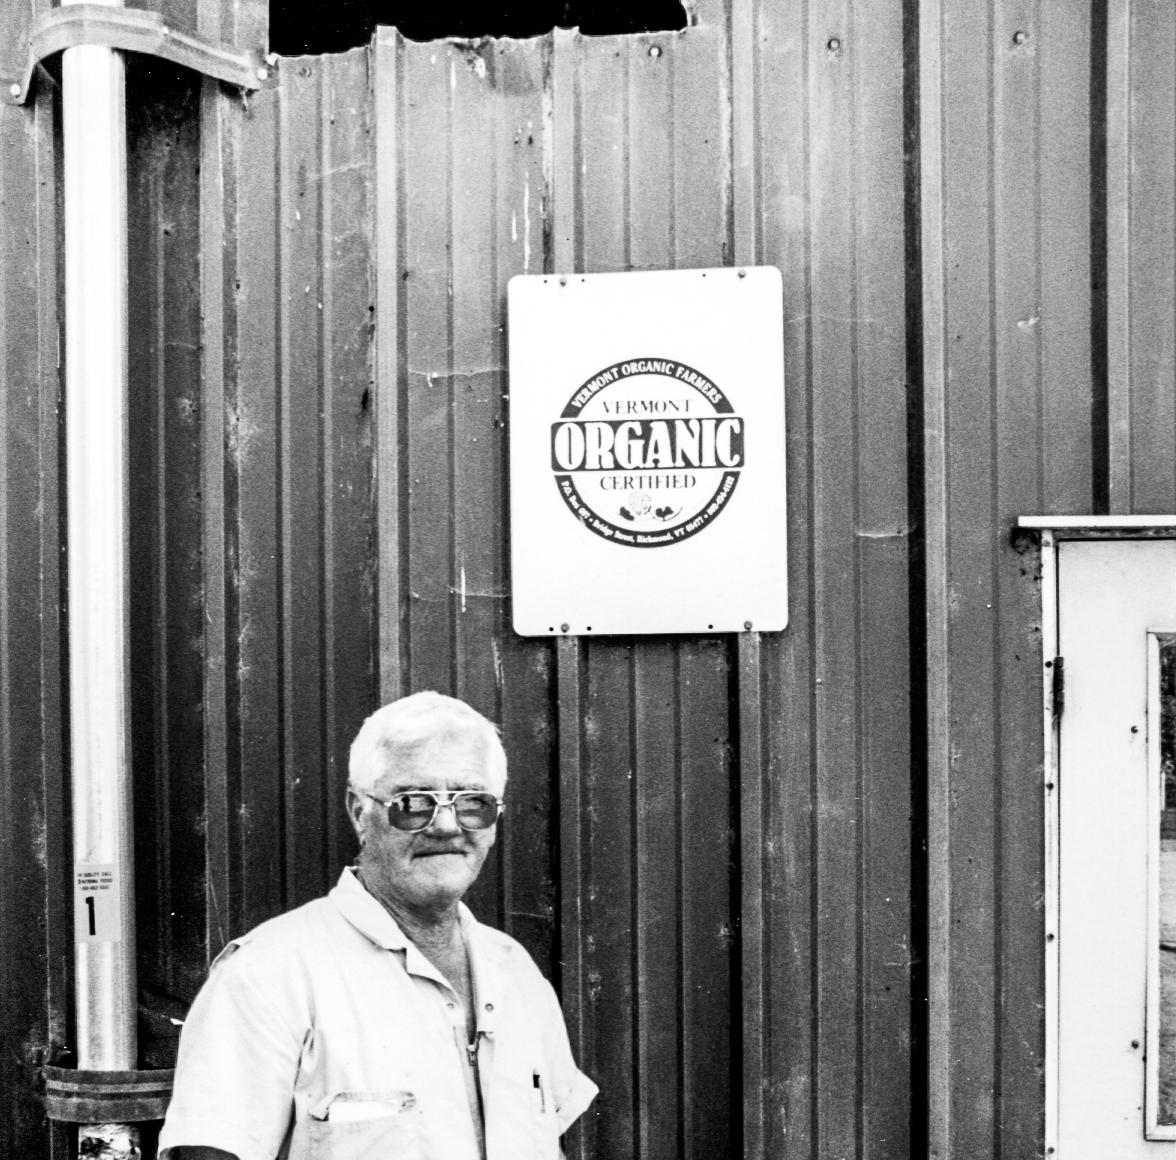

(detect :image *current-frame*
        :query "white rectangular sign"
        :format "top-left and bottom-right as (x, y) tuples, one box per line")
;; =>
(74, 862), (122, 944)
(508, 266), (787, 636)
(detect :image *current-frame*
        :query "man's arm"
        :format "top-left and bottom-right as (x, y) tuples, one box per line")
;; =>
(159, 939), (303, 1159)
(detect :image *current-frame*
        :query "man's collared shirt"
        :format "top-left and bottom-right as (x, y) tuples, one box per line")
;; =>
(159, 868), (597, 1160)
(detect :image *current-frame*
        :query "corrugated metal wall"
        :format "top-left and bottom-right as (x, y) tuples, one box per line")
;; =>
(918, 1), (1093, 1155)
(1, 1), (1174, 1157)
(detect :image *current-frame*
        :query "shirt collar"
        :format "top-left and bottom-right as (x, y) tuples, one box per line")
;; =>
(329, 866), (414, 951)
(329, 868), (502, 1028)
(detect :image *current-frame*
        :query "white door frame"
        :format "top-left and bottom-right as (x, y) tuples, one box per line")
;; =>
(1020, 515), (1176, 1158)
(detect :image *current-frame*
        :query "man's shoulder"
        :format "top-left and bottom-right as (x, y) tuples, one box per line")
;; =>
(211, 893), (347, 968)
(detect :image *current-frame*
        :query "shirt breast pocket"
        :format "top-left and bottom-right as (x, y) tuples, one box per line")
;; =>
(288, 1090), (424, 1160)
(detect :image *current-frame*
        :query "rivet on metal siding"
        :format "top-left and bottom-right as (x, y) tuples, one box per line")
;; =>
(743, 620), (753, 630)
(648, 45), (662, 58)
(559, 276), (567, 287)
(737, 269), (746, 279)
(257, 67), (269, 81)
(827, 36), (841, 52)
(1012, 29), (1028, 45)
(9, 83), (19, 98)
(560, 623), (570, 633)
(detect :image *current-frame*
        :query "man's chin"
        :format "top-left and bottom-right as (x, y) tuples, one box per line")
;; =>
(409, 856), (474, 894)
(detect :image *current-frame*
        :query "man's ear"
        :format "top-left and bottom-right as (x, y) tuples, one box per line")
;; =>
(345, 787), (366, 840)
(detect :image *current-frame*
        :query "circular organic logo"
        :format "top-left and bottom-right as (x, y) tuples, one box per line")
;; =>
(550, 358), (744, 547)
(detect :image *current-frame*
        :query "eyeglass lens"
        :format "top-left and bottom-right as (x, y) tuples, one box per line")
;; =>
(388, 791), (499, 832)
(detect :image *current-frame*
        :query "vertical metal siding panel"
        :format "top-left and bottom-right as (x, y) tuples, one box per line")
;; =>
(583, 639), (639, 1159)
(749, 2), (817, 1156)
(556, 639), (593, 1160)
(729, 9), (781, 1160)
(477, 39), (559, 969)
(938, 3), (1001, 1154)
(678, 637), (736, 1160)
(154, 0), (267, 55)
(566, 41), (638, 1157)
(628, 34), (673, 270)
(1039, 2), (1092, 513)
(279, 59), (326, 903)
(550, 34), (594, 1160)
(200, 78), (237, 960)
(735, 634), (767, 1160)
(1126, 2), (1176, 511)
(278, 58), (329, 906)
(402, 44), (457, 694)
(667, 27), (737, 1160)
(627, 39), (682, 1160)
(199, 0), (267, 59)
(448, 44), (512, 933)
(919, 0), (954, 1150)
(318, 50), (376, 877)
(577, 37), (629, 272)
(751, 0), (913, 1156)
(197, 47), (377, 945)
(917, 0), (954, 1148)
(0, 92), (66, 1157)
(632, 642), (683, 1160)
(563, 30), (739, 1160)
(125, 69), (209, 1013)
(235, 80), (285, 929)
(924, 1), (1093, 1156)
(1104, 0), (1131, 506)
(374, 28), (404, 702)
(808, 6), (865, 1157)
(672, 28), (727, 270)
(849, 2), (912, 1156)
(995, 4), (1090, 1153)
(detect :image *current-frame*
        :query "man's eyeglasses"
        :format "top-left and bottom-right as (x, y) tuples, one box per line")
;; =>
(360, 789), (504, 833)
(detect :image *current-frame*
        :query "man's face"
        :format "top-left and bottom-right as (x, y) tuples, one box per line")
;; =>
(349, 734), (499, 917)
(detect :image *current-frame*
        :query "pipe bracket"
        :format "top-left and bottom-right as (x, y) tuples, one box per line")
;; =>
(2, 5), (276, 105)
(43, 1066), (175, 1123)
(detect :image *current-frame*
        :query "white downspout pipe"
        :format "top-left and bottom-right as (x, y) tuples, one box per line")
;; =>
(62, 0), (139, 1153)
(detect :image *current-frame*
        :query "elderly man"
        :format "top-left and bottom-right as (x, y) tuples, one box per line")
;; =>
(160, 691), (597, 1160)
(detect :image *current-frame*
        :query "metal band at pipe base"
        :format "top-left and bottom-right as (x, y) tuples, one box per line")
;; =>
(43, 1066), (174, 1123)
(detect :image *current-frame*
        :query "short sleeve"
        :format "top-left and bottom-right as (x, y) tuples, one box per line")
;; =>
(159, 939), (306, 1160)
(537, 983), (598, 1134)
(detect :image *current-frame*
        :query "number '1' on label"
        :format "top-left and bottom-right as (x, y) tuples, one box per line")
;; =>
(74, 863), (121, 945)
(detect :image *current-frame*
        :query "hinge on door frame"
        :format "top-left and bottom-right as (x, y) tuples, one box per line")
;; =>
(1051, 655), (1065, 719)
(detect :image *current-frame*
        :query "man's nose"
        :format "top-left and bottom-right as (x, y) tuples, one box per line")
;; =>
(427, 801), (462, 833)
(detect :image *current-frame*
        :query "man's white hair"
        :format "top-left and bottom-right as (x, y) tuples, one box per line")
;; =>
(348, 690), (508, 796)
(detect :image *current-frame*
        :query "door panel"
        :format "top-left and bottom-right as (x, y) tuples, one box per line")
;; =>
(1057, 538), (1175, 1156)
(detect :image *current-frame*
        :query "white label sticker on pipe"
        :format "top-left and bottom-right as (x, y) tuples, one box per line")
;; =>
(74, 863), (121, 944)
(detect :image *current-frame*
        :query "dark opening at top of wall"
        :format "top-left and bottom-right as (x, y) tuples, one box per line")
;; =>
(270, 1), (691, 56)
